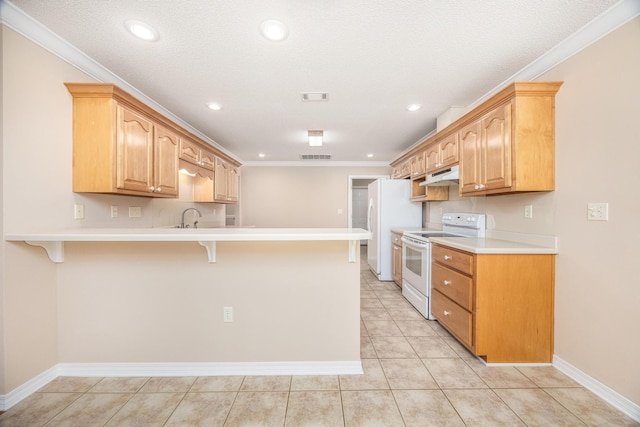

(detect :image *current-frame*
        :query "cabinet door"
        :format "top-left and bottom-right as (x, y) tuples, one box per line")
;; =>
(200, 148), (215, 170)
(214, 157), (229, 202)
(227, 166), (239, 202)
(482, 103), (512, 190)
(424, 144), (440, 173)
(179, 137), (200, 165)
(439, 133), (459, 168)
(154, 125), (180, 197)
(392, 244), (402, 287)
(116, 105), (154, 193)
(459, 121), (482, 194)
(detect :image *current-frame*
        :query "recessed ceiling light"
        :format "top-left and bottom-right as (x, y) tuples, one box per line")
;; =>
(260, 20), (288, 41)
(207, 102), (222, 111)
(124, 20), (159, 41)
(406, 104), (422, 112)
(258, 153), (266, 158)
(308, 130), (323, 147)
(367, 154), (374, 158)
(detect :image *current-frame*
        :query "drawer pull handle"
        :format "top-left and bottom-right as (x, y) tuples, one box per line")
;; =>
(443, 310), (451, 316)
(444, 255), (452, 260)
(443, 280), (451, 285)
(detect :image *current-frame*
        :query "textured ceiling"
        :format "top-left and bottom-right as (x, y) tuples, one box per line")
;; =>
(7, 0), (620, 163)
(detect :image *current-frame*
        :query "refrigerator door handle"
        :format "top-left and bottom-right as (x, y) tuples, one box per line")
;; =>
(367, 198), (373, 233)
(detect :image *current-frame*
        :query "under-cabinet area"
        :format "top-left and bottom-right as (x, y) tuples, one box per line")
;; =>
(65, 83), (241, 203)
(430, 243), (555, 363)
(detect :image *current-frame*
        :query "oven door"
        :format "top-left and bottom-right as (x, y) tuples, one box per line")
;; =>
(401, 236), (429, 295)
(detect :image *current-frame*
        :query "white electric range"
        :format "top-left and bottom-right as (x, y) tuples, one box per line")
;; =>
(401, 213), (486, 319)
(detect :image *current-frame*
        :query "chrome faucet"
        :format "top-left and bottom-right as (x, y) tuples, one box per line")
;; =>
(181, 208), (202, 228)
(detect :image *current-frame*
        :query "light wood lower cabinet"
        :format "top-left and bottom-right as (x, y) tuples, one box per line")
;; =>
(391, 232), (403, 287)
(431, 244), (555, 363)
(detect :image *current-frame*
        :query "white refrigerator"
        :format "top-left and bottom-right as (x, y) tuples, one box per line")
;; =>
(367, 179), (422, 281)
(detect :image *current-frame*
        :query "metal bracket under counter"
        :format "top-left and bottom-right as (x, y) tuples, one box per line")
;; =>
(21, 239), (361, 264)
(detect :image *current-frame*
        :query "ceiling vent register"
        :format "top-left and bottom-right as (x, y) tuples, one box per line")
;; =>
(300, 154), (332, 160)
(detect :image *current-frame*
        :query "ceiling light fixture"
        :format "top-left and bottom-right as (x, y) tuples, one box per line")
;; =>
(124, 20), (159, 41)
(260, 19), (288, 41)
(258, 153), (266, 158)
(367, 154), (374, 158)
(206, 102), (222, 111)
(308, 130), (323, 147)
(406, 104), (422, 112)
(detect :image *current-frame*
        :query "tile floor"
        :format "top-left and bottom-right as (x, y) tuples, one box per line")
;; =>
(1, 248), (637, 426)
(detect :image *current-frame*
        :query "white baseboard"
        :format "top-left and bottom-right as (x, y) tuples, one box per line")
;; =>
(0, 360), (362, 411)
(553, 355), (640, 422)
(0, 365), (59, 411)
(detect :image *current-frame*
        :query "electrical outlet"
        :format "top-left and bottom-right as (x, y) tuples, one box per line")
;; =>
(128, 206), (142, 218)
(587, 203), (609, 221)
(74, 204), (84, 220)
(111, 205), (119, 218)
(223, 306), (233, 322)
(524, 204), (533, 219)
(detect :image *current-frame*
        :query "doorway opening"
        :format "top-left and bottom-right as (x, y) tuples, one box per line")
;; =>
(348, 175), (389, 245)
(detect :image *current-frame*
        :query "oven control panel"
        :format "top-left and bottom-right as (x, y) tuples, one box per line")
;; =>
(442, 213), (486, 230)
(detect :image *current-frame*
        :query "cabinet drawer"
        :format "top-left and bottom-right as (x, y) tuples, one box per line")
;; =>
(392, 233), (402, 245)
(432, 245), (474, 275)
(432, 290), (472, 349)
(431, 262), (473, 311)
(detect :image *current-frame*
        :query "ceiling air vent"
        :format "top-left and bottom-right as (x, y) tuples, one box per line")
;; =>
(300, 154), (332, 160)
(301, 92), (328, 102)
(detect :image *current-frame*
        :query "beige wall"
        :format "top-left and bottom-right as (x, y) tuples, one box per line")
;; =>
(240, 166), (390, 227)
(57, 240), (360, 363)
(428, 18), (640, 405)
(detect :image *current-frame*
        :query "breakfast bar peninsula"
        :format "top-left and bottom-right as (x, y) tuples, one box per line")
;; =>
(5, 227), (370, 376)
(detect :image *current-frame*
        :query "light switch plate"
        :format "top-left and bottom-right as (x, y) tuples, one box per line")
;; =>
(587, 203), (608, 221)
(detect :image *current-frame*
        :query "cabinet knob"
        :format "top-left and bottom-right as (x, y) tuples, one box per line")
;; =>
(156, 187), (162, 192)
(443, 310), (451, 316)
(444, 255), (452, 260)
(149, 186), (155, 192)
(443, 280), (451, 285)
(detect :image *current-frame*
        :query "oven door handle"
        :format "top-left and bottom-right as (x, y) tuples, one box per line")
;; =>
(401, 236), (429, 248)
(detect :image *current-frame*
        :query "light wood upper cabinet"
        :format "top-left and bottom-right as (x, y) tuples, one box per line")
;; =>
(425, 133), (459, 174)
(66, 83), (241, 200)
(179, 137), (215, 171)
(115, 106), (179, 197)
(409, 151), (426, 178)
(459, 82), (561, 196)
(214, 157), (239, 203)
(391, 160), (410, 179)
(152, 125), (180, 197)
(67, 83), (179, 198)
(391, 81), (562, 198)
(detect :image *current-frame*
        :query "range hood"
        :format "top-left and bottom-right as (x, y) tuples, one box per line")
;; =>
(420, 165), (460, 187)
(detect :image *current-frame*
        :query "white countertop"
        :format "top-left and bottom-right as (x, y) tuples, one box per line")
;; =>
(429, 236), (558, 254)
(5, 227), (371, 242)
(5, 228), (372, 263)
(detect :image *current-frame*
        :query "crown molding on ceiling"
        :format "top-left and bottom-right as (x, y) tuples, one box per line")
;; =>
(398, 0), (640, 160)
(0, 0), (240, 163)
(2, 0), (638, 165)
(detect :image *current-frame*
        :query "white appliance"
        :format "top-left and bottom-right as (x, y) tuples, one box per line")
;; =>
(367, 179), (422, 281)
(401, 213), (486, 319)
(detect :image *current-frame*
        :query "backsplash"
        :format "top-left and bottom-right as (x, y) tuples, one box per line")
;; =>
(424, 184), (556, 236)
(71, 173), (227, 228)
